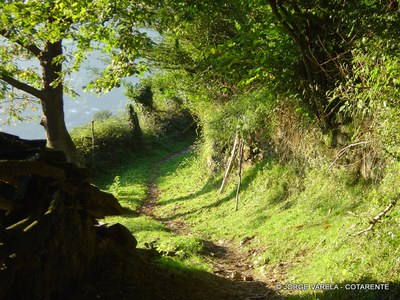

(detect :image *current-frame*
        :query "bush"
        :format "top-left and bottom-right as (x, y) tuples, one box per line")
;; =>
(327, 38), (400, 179)
(125, 76), (196, 140)
(71, 115), (135, 167)
(195, 88), (278, 172)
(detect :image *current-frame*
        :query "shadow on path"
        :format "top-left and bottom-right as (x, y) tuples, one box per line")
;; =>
(135, 149), (283, 300)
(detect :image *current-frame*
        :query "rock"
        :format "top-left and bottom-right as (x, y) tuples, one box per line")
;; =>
(0, 133), (46, 160)
(245, 296), (267, 300)
(96, 223), (137, 251)
(239, 236), (255, 246)
(0, 134), (134, 300)
(243, 275), (254, 281)
(71, 182), (124, 218)
(231, 271), (242, 281)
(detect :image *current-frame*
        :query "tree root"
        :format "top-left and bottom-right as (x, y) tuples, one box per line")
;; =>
(355, 198), (397, 236)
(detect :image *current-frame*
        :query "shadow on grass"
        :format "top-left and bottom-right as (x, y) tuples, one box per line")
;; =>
(74, 248), (282, 300)
(158, 159), (282, 222)
(157, 175), (220, 206)
(92, 135), (195, 189)
(287, 278), (400, 300)
(121, 206), (140, 216)
(123, 223), (170, 233)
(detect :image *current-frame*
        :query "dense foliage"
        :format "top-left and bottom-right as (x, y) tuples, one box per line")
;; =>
(139, 0), (400, 179)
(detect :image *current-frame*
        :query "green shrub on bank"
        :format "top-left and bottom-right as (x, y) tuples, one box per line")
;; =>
(125, 78), (196, 140)
(71, 103), (195, 170)
(206, 88), (275, 152)
(71, 114), (135, 167)
(93, 109), (113, 121)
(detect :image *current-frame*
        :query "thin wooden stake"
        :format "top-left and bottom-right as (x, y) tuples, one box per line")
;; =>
(91, 119), (95, 157)
(235, 139), (244, 211)
(219, 132), (240, 194)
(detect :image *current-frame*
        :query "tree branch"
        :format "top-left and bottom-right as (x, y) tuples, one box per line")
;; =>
(268, 0), (313, 83)
(0, 73), (43, 99)
(0, 29), (42, 58)
(327, 141), (373, 170)
(355, 198), (398, 236)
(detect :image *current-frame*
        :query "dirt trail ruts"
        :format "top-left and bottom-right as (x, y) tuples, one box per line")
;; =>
(137, 147), (194, 217)
(137, 147), (282, 300)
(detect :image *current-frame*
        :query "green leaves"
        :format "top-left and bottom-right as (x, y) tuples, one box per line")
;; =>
(0, 0), (157, 122)
(150, 0), (293, 101)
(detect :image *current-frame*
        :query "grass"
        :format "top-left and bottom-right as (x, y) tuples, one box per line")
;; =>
(83, 117), (400, 299)
(152, 150), (400, 299)
(90, 133), (211, 273)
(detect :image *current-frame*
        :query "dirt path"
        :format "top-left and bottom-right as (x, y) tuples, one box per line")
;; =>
(137, 148), (283, 300)
(137, 147), (193, 217)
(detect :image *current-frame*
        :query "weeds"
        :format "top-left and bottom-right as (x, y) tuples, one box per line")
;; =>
(108, 176), (122, 197)
(73, 104), (399, 299)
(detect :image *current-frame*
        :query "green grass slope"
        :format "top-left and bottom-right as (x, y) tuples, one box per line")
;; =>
(154, 151), (400, 299)
(80, 115), (400, 299)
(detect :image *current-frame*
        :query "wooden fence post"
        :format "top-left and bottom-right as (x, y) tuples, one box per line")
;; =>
(235, 139), (244, 211)
(91, 119), (95, 157)
(219, 132), (240, 194)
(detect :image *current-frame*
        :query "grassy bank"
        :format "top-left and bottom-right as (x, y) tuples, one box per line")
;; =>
(154, 150), (400, 299)
(72, 109), (399, 299)
(87, 131), (399, 299)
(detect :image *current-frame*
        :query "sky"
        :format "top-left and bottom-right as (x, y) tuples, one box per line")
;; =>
(0, 50), (139, 139)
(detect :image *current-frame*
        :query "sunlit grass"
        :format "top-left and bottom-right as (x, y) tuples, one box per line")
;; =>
(93, 135), (212, 272)
(89, 122), (400, 299)
(154, 151), (400, 299)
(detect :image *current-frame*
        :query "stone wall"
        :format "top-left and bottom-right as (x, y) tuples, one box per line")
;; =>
(0, 133), (136, 300)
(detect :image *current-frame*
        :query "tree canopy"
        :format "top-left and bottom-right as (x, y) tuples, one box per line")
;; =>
(0, 0), (155, 163)
(1, 0), (400, 165)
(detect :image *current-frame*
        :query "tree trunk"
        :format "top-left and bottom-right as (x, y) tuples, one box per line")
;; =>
(127, 104), (143, 145)
(39, 40), (81, 165)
